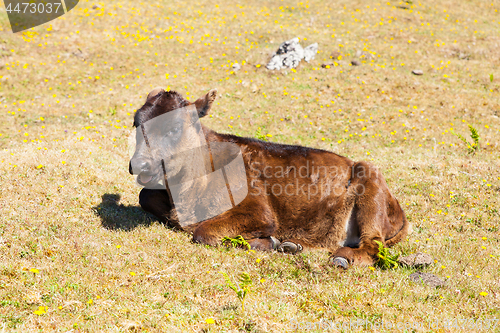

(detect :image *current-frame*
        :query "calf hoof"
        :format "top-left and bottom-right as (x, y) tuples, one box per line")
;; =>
(331, 257), (349, 269)
(270, 236), (281, 250)
(277, 241), (303, 255)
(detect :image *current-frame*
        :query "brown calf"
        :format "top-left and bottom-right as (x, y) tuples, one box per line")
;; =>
(129, 88), (411, 268)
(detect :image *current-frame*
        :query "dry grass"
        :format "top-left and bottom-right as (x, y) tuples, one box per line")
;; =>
(0, 0), (499, 331)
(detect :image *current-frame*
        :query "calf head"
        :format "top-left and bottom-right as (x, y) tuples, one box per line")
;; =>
(129, 88), (217, 188)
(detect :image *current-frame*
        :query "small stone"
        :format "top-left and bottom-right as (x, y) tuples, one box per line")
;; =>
(458, 53), (470, 60)
(321, 63), (334, 68)
(92, 4), (101, 9)
(351, 60), (361, 66)
(232, 63), (241, 71)
(398, 252), (433, 268)
(412, 69), (424, 75)
(409, 271), (445, 288)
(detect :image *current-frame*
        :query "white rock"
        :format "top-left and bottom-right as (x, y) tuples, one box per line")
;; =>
(266, 38), (318, 70)
(303, 43), (318, 62)
(266, 54), (283, 70)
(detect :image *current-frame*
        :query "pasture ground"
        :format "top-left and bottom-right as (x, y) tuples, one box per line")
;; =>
(0, 0), (499, 331)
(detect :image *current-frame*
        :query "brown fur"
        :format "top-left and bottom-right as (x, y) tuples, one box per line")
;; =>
(129, 89), (411, 267)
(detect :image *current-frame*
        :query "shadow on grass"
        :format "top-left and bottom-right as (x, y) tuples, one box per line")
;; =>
(93, 193), (158, 231)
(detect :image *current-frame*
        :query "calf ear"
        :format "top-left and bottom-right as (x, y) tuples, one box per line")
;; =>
(194, 89), (217, 118)
(146, 87), (165, 101)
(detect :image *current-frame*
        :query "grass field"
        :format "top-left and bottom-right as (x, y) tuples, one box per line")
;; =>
(0, 0), (499, 331)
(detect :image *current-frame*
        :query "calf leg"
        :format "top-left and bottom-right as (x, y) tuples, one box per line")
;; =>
(140, 190), (278, 250)
(331, 161), (401, 268)
(138, 189), (177, 228)
(331, 236), (384, 269)
(192, 199), (276, 248)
